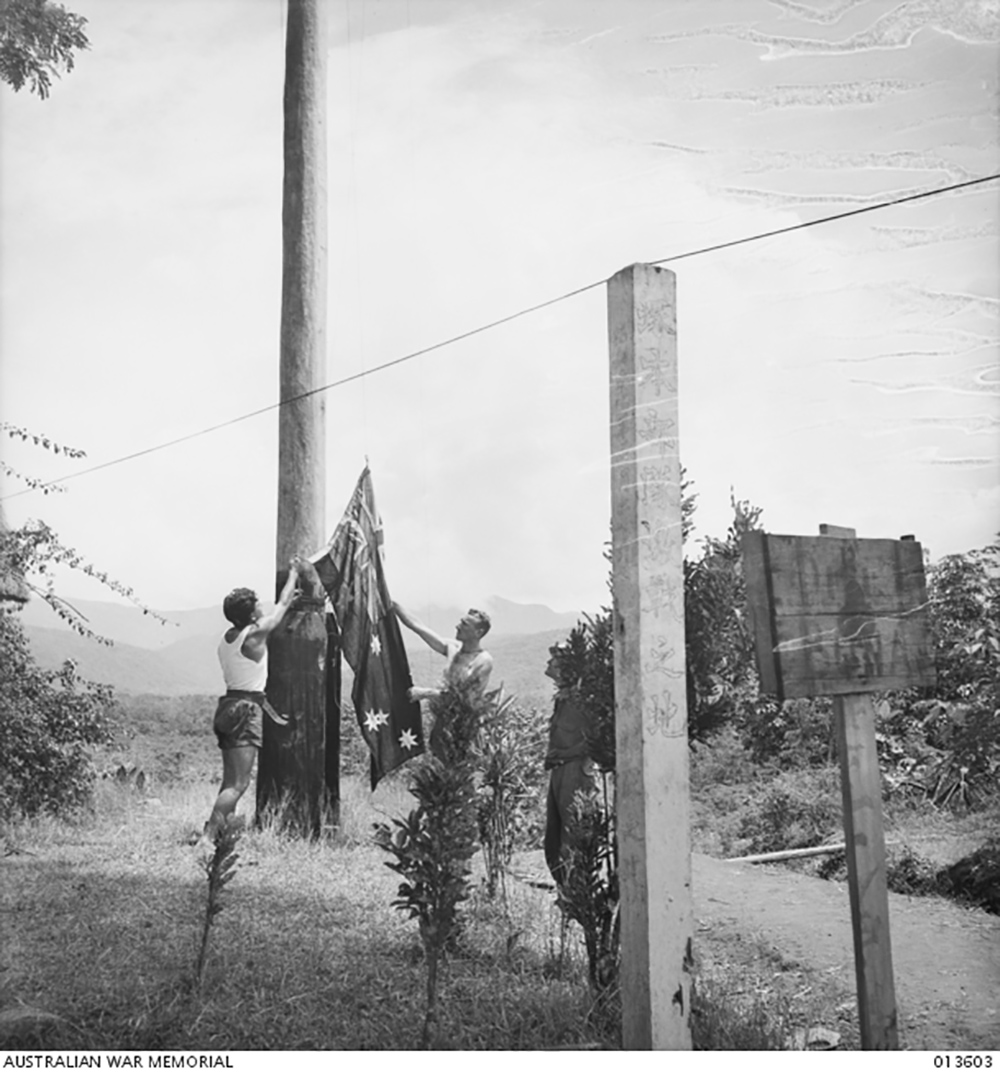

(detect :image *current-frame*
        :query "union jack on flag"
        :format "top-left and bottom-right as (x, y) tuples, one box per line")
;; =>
(312, 467), (424, 787)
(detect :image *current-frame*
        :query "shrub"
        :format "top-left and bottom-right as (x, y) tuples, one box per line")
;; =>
(691, 724), (769, 790)
(736, 768), (841, 856)
(374, 682), (487, 1048)
(937, 837), (1000, 915)
(474, 692), (548, 898)
(920, 539), (1000, 809)
(0, 609), (119, 817)
(556, 776), (620, 1003)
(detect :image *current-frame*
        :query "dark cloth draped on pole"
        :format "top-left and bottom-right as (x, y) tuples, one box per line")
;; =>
(312, 468), (424, 787)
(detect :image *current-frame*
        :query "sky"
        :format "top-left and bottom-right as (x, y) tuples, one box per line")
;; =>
(1, 0), (998, 620)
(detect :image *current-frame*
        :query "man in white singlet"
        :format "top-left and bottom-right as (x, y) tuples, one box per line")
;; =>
(392, 602), (493, 702)
(196, 557), (303, 845)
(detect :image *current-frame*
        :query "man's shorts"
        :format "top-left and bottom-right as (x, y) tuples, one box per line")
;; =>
(213, 692), (265, 751)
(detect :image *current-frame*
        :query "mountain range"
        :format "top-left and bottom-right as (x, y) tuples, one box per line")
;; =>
(18, 595), (583, 704)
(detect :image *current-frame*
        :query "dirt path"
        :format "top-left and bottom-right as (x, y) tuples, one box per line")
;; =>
(696, 854), (999, 1049)
(515, 850), (999, 1049)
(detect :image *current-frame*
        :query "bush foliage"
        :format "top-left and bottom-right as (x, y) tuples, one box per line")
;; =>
(374, 682), (489, 1047)
(0, 608), (119, 817)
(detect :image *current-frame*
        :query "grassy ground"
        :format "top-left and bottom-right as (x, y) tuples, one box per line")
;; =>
(4, 731), (994, 1051)
(3, 777), (603, 1050)
(0, 768), (825, 1051)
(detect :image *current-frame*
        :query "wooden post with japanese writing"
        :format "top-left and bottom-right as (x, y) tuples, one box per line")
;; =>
(258, 0), (333, 837)
(742, 524), (936, 1049)
(608, 263), (693, 1050)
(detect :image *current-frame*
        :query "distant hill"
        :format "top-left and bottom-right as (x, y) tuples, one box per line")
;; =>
(18, 598), (224, 650)
(18, 594), (580, 649)
(24, 625), (218, 695)
(407, 598), (581, 639)
(19, 598), (581, 701)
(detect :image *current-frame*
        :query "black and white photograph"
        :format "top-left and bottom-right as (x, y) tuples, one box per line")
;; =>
(1, 0), (998, 1056)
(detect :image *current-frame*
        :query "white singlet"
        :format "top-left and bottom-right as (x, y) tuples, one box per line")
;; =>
(217, 625), (267, 692)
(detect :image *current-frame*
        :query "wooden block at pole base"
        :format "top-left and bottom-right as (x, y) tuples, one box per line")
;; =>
(836, 691), (899, 1050)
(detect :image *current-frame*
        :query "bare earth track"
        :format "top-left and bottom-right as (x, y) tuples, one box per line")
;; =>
(692, 853), (1000, 1050)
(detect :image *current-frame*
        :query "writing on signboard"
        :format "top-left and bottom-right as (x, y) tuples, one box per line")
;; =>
(742, 532), (936, 700)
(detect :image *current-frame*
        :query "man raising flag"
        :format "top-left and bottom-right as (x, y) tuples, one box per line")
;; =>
(312, 468), (423, 787)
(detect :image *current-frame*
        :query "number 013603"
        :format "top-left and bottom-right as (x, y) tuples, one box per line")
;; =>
(934, 1058), (994, 1068)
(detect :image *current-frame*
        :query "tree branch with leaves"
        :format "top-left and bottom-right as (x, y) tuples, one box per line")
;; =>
(0, 0), (89, 99)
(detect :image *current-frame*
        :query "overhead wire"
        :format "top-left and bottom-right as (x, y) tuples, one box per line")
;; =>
(3, 171), (997, 502)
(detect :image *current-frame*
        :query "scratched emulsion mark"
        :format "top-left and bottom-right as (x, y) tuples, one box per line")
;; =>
(655, 79), (929, 110)
(826, 340), (999, 364)
(765, 0), (879, 26)
(872, 219), (999, 248)
(647, 0), (1000, 58)
(914, 451), (997, 468)
(740, 147), (976, 182)
(714, 183), (954, 209)
(866, 413), (1000, 436)
(822, 327), (998, 362)
(883, 285), (1000, 320)
(851, 362), (999, 395)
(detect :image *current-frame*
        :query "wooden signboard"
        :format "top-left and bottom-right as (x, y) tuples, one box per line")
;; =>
(742, 530), (935, 700)
(742, 525), (937, 1050)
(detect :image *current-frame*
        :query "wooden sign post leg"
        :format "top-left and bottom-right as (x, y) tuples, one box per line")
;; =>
(835, 691), (899, 1048)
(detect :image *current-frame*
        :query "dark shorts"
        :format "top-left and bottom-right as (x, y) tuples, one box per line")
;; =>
(213, 692), (264, 751)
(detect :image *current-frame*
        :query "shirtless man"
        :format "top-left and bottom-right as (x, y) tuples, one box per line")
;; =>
(197, 557), (304, 845)
(392, 602), (493, 701)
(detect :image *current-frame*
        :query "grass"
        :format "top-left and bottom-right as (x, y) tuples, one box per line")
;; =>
(5, 729), (995, 1051)
(0, 769), (813, 1051)
(692, 924), (858, 1051)
(2, 775), (613, 1050)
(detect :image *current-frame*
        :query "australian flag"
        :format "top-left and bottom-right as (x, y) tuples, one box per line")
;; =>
(312, 468), (424, 788)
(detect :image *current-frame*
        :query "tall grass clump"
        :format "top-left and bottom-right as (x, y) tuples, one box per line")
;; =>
(195, 823), (242, 987)
(691, 975), (791, 1050)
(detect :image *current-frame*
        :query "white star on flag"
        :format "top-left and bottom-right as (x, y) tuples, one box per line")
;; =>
(363, 709), (390, 733)
(399, 728), (418, 751)
(370, 633), (382, 657)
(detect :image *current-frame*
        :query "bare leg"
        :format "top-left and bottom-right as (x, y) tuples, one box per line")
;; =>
(204, 746), (257, 841)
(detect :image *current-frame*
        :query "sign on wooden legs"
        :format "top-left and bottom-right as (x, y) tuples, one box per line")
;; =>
(742, 526), (936, 1050)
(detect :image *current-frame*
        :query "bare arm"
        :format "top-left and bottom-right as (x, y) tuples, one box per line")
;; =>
(241, 558), (303, 659)
(392, 601), (449, 656)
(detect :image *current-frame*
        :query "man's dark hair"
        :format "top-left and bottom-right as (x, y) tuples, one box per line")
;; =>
(467, 608), (491, 637)
(223, 588), (258, 628)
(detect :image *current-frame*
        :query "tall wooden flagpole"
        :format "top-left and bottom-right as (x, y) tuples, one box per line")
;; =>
(257, 0), (332, 837)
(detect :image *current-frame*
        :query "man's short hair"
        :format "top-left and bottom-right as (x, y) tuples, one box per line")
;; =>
(467, 608), (491, 637)
(223, 588), (258, 628)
